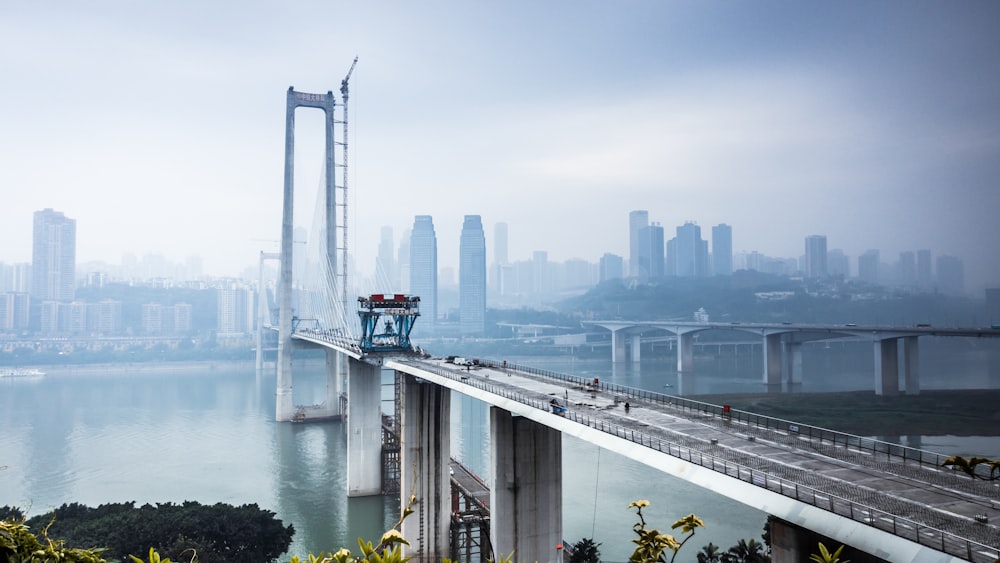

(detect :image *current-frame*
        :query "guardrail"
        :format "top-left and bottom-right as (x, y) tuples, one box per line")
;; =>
(478, 359), (989, 477)
(397, 359), (1000, 563)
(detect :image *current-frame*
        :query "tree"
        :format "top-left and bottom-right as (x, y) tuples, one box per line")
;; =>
(626, 500), (705, 563)
(720, 538), (769, 563)
(22, 501), (293, 563)
(568, 537), (601, 563)
(697, 543), (722, 563)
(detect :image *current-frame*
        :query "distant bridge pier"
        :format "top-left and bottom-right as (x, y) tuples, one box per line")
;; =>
(874, 338), (899, 396)
(399, 372), (452, 560)
(763, 333), (783, 386)
(676, 330), (695, 372)
(874, 335), (921, 396)
(783, 341), (803, 386)
(610, 327), (629, 362)
(347, 357), (382, 496)
(630, 333), (641, 363)
(490, 408), (562, 563)
(903, 335), (920, 395)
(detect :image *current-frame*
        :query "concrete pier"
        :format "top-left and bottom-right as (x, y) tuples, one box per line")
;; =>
(490, 408), (562, 563)
(630, 333), (641, 363)
(902, 335), (920, 395)
(676, 331), (694, 372)
(764, 332), (783, 386)
(399, 373), (451, 561)
(874, 338), (900, 396)
(611, 328), (626, 363)
(347, 358), (382, 496)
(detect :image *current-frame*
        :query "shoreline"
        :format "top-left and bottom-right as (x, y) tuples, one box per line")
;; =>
(695, 389), (1000, 438)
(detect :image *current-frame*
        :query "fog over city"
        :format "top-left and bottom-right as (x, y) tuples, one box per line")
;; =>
(2, 2), (999, 291)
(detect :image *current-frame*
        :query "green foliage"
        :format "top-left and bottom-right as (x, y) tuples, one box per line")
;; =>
(696, 543), (722, 563)
(627, 500), (705, 563)
(22, 501), (292, 563)
(0, 517), (106, 563)
(941, 455), (1000, 480)
(719, 539), (768, 563)
(809, 542), (848, 563)
(567, 538), (601, 563)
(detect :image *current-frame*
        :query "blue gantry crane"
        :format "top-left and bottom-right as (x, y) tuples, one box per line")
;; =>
(357, 294), (420, 353)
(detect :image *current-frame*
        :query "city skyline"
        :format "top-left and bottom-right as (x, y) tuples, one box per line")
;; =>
(2, 3), (998, 291)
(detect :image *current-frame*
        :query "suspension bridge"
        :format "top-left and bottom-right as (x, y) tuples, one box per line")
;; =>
(252, 63), (999, 563)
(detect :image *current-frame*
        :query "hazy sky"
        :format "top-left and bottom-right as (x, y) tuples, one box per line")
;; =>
(2, 2), (998, 291)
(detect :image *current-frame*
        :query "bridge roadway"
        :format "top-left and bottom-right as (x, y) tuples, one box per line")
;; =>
(387, 356), (1000, 563)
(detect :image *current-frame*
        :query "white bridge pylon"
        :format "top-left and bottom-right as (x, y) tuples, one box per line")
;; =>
(276, 85), (355, 422)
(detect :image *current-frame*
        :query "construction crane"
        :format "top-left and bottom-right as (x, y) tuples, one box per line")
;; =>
(335, 56), (358, 327)
(340, 56), (358, 101)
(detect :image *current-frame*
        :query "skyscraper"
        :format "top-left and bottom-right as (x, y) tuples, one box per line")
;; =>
(628, 210), (648, 278)
(375, 226), (396, 289)
(669, 222), (708, 277)
(491, 222), (509, 294)
(637, 223), (664, 281)
(409, 216), (437, 337)
(31, 208), (76, 302)
(916, 249), (933, 289)
(935, 255), (965, 296)
(858, 250), (880, 284)
(459, 215), (486, 335)
(804, 235), (828, 278)
(711, 224), (733, 276)
(599, 253), (624, 282)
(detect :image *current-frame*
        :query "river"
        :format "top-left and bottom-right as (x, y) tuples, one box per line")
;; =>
(1, 338), (998, 561)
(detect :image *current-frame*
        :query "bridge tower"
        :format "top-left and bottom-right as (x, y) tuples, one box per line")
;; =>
(277, 86), (340, 422)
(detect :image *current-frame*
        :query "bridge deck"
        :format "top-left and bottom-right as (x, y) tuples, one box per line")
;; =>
(395, 357), (1000, 562)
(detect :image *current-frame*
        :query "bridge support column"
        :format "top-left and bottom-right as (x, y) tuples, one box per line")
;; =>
(399, 373), (451, 561)
(325, 350), (344, 416)
(490, 408), (562, 563)
(784, 342), (803, 386)
(763, 333), (783, 386)
(874, 338), (900, 396)
(902, 336), (920, 395)
(630, 334), (641, 363)
(611, 329), (626, 363)
(677, 332), (694, 372)
(347, 358), (382, 496)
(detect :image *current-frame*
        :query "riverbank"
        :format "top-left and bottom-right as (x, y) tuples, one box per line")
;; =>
(696, 389), (1000, 437)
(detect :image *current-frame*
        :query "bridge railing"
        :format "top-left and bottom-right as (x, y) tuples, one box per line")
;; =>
(478, 359), (988, 478)
(398, 359), (998, 562)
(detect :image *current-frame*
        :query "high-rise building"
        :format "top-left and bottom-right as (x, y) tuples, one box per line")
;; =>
(491, 222), (509, 294)
(804, 235), (828, 278)
(711, 224), (733, 276)
(459, 215), (486, 336)
(628, 210), (648, 278)
(531, 250), (550, 295)
(31, 208), (76, 302)
(828, 249), (850, 278)
(896, 251), (916, 287)
(669, 222), (708, 277)
(375, 226), (396, 290)
(637, 223), (664, 281)
(409, 216), (438, 337)
(217, 284), (254, 336)
(858, 250), (880, 285)
(599, 253), (624, 282)
(935, 255), (965, 296)
(0, 292), (30, 332)
(916, 249), (933, 289)
(397, 228), (411, 293)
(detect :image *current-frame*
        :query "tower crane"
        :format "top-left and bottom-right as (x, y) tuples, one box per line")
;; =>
(340, 56), (358, 100)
